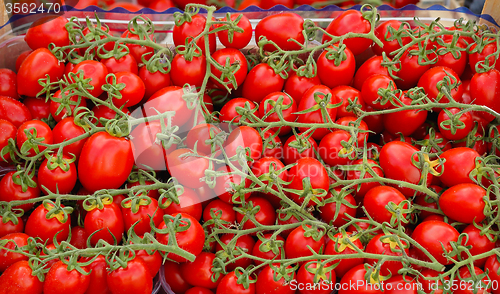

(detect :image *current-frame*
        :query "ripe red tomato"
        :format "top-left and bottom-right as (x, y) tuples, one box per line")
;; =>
(243, 64), (285, 103)
(0, 171), (40, 212)
(318, 130), (352, 167)
(379, 141), (433, 197)
(216, 271), (255, 294)
(345, 159), (384, 198)
(0, 96), (32, 128)
(69, 226), (87, 250)
(439, 183), (486, 223)
(383, 91), (427, 136)
(17, 48), (64, 97)
(166, 148), (209, 189)
(469, 68), (500, 122)
(317, 45), (356, 89)
(469, 42), (500, 73)
(157, 212), (205, 263)
(78, 132), (134, 192)
(173, 14), (216, 55)
(255, 13), (305, 52)
(38, 155), (77, 195)
(143, 86), (194, 128)
(43, 260), (90, 294)
(110, 72), (145, 108)
(296, 85), (337, 140)
(322, 10), (372, 55)
(16, 120), (53, 157)
(284, 72), (321, 104)
(120, 29), (155, 63)
(25, 16), (69, 50)
(395, 46), (431, 90)
(163, 187), (202, 221)
(224, 126), (263, 163)
(0, 260), (44, 294)
(236, 196), (275, 231)
(251, 234), (285, 266)
(213, 165), (249, 204)
(285, 225), (325, 263)
(170, 54), (207, 88)
(70, 60), (108, 98)
(460, 224), (495, 268)
(122, 197), (164, 236)
(324, 233), (364, 278)
(84, 202), (124, 246)
(185, 123), (222, 156)
(319, 189), (356, 226)
(286, 157), (329, 206)
(439, 147), (480, 187)
(23, 97), (50, 120)
(283, 133), (318, 165)
(49, 91), (87, 123)
(453, 266), (490, 294)
(101, 54), (138, 75)
(0, 69), (17, 99)
(138, 66), (171, 99)
(210, 48), (248, 90)
(215, 234), (255, 271)
(163, 261), (191, 293)
(435, 37), (468, 77)
(364, 186), (407, 225)
(107, 257), (153, 294)
(52, 117), (87, 159)
(418, 66), (463, 108)
(219, 98), (256, 126)
(0, 119), (16, 163)
(25, 202), (71, 244)
(372, 20), (407, 57)
(485, 255), (500, 294)
(353, 56), (390, 90)
(217, 14), (252, 49)
(80, 255), (110, 294)
(203, 199), (235, 228)
(0, 233), (29, 272)
(180, 252), (223, 289)
(411, 220), (459, 265)
(365, 233), (409, 275)
(256, 264), (295, 294)
(0, 214), (24, 238)
(296, 261), (335, 294)
(361, 74), (397, 110)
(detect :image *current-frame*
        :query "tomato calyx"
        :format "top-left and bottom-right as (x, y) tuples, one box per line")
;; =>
(329, 230), (361, 253)
(122, 195), (152, 214)
(255, 233), (284, 256)
(82, 193), (114, 211)
(43, 200), (73, 224)
(364, 263), (391, 286)
(19, 127), (46, 156)
(319, 189), (358, 222)
(287, 132), (314, 154)
(12, 167), (38, 193)
(375, 81), (399, 108)
(301, 224), (325, 243)
(324, 44), (349, 67)
(434, 69), (460, 103)
(294, 91), (342, 116)
(411, 151), (443, 177)
(44, 152), (76, 173)
(233, 267), (257, 290)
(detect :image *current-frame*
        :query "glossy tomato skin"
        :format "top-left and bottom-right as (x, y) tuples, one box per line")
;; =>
(23, 97), (49, 120)
(0, 69), (17, 99)
(173, 14), (216, 55)
(324, 233), (364, 278)
(251, 234), (285, 266)
(203, 199), (235, 228)
(219, 98), (256, 126)
(107, 257), (153, 294)
(120, 30), (156, 63)
(170, 54), (206, 88)
(363, 186), (407, 224)
(210, 48), (248, 90)
(285, 225), (325, 264)
(216, 271), (255, 294)
(361, 74), (397, 110)
(255, 13), (305, 52)
(383, 91), (428, 136)
(217, 14), (252, 49)
(81, 255), (110, 294)
(84, 202), (124, 246)
(470, 68), (500, 122)
(163, 188), (203, 221)
(70, 60), (108, 98)
(439, 147), (480, 187)
(418, 66), (463, 107)
(101, 54), (138, 75)
(78, 132), (134, 192)
(286, 157), (329, 206)
(283, 133), (318, 165)
(345, 159), (384, 198)
(284, 72), (321, 103)
(372, 20), (406, 57)
(297, 85), (337, 140)
(318, 130), (352, 167)
(353, 55), (390, 90)
(453, 266), (490, 294)
(224, 126), (263, 163)
(365, 233), (409, 276)
(15, 50), (32, 72)
(460, 224), (495, 268)
(25, 16), (69, 50)
(110, 72), (145, 108)
(16, 120), (53, 157)
(0, 119), (16, 163)
(180, 252), (223, 289)
(49, 92), (87, 123)
(322, 10), (372, 55)
(296, 261), (335, 294)
(163, 261), (191, 293)
(243, 64), (285, 103)
(317, 45), (356, 89)
(121, 198), (164, 236)
(0, 171), (40, 212)
(214, 165), (249, 204)
(43, 261), (90, 294)
(0, 215), (24, 238)
(236, 196), (275, 231)
(143, 86), (194, 128)
(396, 46), (431, 89)
(38, 156), (77, 195)
(186, 288), (214, 294)
(338, 264), (382, 294)
(157, 213), (205, 263)
(0, 260), (43, 294)
(0, 233), (29, 272)
(166, 148), (209, 189)
(256, 264), (295, 294)
(185, 123), (222, 156)
(319, 189), (356, 227)
(25, 203), (71, 243)
(439, 183), (486, 224)
(17, 48), (65, 97)
(485, 255), (500, 294)
(138, 66), (171, 100)
(379, 141), (432, 197)
(215, 234), (255, 271)
(0, 96), (32, 128)
(411, 220), (459, 265)
(52, 117), (87, 159)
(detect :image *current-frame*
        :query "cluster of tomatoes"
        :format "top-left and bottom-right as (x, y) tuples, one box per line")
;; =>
(0, 3), (500, 294)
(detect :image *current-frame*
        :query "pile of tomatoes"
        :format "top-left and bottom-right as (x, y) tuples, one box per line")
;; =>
(0, 3), (500, 294)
